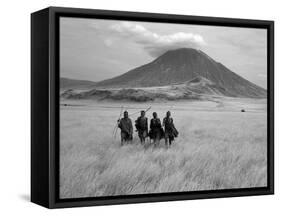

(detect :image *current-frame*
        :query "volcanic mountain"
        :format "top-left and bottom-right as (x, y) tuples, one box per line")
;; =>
(95, 48), (266, 98)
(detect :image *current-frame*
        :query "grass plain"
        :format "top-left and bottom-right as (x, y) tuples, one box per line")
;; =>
(60, 98), (267, 198)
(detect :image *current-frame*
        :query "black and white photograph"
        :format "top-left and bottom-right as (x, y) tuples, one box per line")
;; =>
(59, 17), (268, 199)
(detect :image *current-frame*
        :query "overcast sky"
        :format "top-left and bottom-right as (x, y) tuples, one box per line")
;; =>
(60, 17), (267, 88)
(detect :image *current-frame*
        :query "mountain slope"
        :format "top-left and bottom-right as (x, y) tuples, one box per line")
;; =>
(183, 76), (230, 96)
(95, 48), (266, 98)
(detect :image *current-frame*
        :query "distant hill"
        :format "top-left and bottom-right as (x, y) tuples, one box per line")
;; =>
(95, 48), (266, 98)
(60, 76), (254, 102)
(60, 77), (96, 90)
(61, 84), (203, 102)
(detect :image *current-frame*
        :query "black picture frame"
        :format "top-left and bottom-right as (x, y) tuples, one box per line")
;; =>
(31, 6), (274, 209)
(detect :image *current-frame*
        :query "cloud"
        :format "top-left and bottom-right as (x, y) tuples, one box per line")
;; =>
(109, 22), (206, 57)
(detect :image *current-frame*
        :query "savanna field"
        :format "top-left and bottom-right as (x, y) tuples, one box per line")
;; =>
(60, 98), (267, 198)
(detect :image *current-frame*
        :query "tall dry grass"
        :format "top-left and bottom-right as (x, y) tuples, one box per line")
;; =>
(60, 100), (267, 198)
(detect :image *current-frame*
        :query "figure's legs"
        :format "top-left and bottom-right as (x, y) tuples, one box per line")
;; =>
(154, 133), (160, 147)
(141, 131), (145, 144)
(152, 138), (156, 148)
(169, 137), (172, 148)
(129, 134), (133, 144)
(138, 132), (141, 144)
(121, 132), (130, 146)
(121, 132), (125, 146)
(143, 131), (146, 144)
(164, 133), (169, 148)
(154, 139), (158, 148)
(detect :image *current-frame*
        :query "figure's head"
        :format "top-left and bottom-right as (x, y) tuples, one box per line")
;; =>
(141, 110), (145, 117)
(124, 111), (128, 118)
(166, 111), (171, 117)
(153, 112), (157, 118)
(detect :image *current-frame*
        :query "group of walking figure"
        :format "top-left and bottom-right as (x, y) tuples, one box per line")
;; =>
(117, 110), (178, 148)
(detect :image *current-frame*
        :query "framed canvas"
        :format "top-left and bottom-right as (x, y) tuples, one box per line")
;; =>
(31, 6), (274, 208)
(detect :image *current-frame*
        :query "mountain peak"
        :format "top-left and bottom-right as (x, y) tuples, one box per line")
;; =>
(166, 47), (199, 53)
(155, 48), (214, 65)
(161, 47), (201, 57)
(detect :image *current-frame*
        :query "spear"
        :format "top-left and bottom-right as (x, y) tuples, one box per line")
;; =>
(113, 106), (124, 138)
(129, 106), (152, 117)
